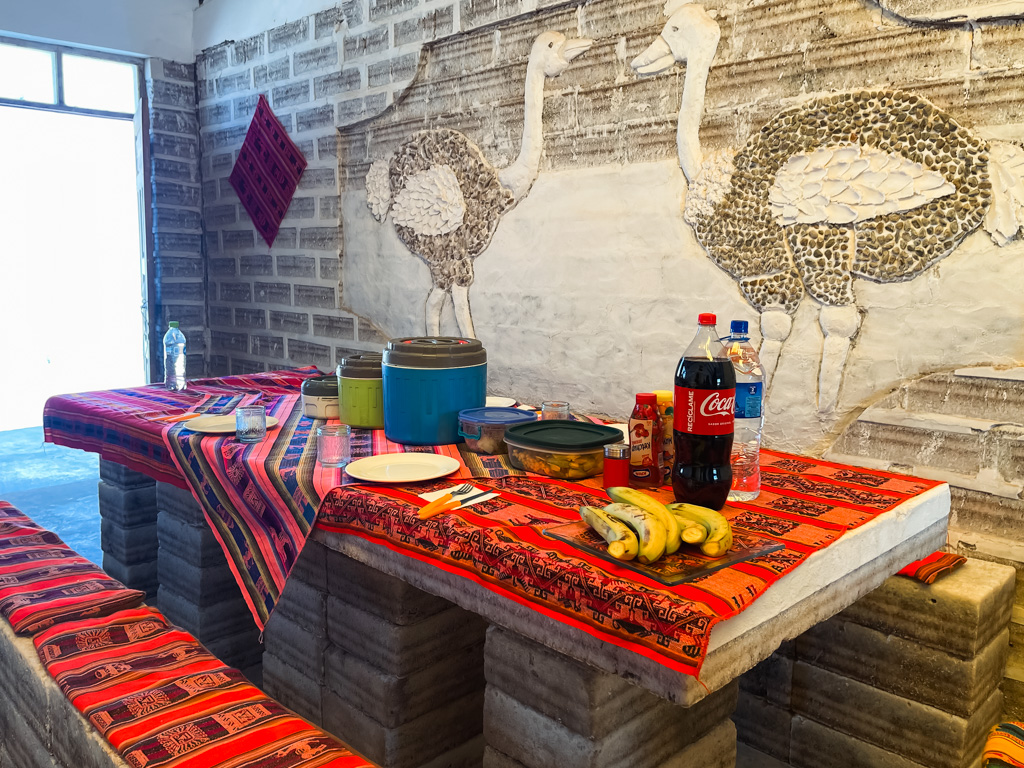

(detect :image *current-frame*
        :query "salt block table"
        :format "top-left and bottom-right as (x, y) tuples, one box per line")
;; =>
(317, 485), (948, 705)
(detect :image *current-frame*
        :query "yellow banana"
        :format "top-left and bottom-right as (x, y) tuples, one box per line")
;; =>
(667, 502), (733, 558)
(602, 503), (667, 564)
(605, 487), (681, 554)
(578, 506), (639, 561)
(675, 518), (707, 545)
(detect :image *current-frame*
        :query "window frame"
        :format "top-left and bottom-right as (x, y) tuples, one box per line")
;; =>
(0, 36), (143, 120)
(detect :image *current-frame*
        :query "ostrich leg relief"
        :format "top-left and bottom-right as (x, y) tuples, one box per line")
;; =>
(818, 305), (861, 414)
(758, 310), (793, 392)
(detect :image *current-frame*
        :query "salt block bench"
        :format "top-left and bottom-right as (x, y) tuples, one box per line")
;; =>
(0, 500), (378, 768)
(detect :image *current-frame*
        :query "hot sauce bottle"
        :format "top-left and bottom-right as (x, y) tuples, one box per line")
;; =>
(628, 393), (664, 488)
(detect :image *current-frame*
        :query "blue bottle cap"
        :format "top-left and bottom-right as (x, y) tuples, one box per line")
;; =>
(730, 320), (748, 334)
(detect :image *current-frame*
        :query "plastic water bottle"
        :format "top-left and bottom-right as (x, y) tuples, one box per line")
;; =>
(723, 320), (763, 501)
(163, 321), (187, 391)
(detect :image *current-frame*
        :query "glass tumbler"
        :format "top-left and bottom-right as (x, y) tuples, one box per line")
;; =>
(317, 424), (351, 468)
(235, 405), (267, 443)
(540, 400), (570, 420)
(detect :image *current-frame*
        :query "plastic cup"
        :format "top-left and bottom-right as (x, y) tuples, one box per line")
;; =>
(540, 401), (570, 420)
(317, 424), (351, 468)
(235, 405), (267, 443)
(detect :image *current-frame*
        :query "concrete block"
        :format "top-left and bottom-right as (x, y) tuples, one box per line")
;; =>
(100, 518), (158, 564)
(157, 584), (254, 641)
(323, 687), (484, 768)
(102, 555), (158, 596)
(291, 539), (329, 591)
(484, 682), (738, 768)
(158, 547), (238, 602)
(156, 481), (206, 526)
(324, 640), (485, 728)
(326, 549), (452, 624)
(791, 661), (1000, 768)
(839, 559), (1014, 659)
(1004, 676), (1024, 721)
(484, 625), (656, 738)
(737, 642), (793, 707)
(486, 720), (737, 768)
(420, 734), (485, 768)
(262, 651), (323, 726)
(791, 715), (932, 768)
(203, 629), (263, 672)
(327, 596), (487, 676)
(797, 618), (1008, 718)
(156, 512), (229, 567)
(97, 480), (157, 526)
(0, 694), (58, 768)
(264, 610), (328, 680)
(483, 747), (528, 768)
(733, 691), (792, 762)
(100, 460), (155, 489)
(274, 573), (327, 632)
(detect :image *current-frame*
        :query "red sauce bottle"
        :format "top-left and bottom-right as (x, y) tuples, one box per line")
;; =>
(628, 393), (663, 488)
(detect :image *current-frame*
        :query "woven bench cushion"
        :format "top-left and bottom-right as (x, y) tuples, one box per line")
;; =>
(35, 607), (376, 767)
(0, 503), (145, 635)
(0, 500), (45, 538)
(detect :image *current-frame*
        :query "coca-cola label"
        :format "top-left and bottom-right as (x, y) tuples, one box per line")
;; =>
(674, 386), (735, 435)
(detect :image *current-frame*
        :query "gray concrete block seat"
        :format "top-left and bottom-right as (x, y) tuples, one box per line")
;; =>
(0, 501), (380, 768)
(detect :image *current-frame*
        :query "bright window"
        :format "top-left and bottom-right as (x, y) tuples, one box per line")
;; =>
(63, 54), (138, 113)
(0, 43), (56, 103)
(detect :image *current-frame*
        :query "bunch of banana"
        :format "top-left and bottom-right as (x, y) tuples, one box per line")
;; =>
(667, 502), (733, 558)
(577, 487), (734, 564)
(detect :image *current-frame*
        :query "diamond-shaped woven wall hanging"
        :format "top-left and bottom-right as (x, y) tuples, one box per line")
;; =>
(229, 94), (308, 247)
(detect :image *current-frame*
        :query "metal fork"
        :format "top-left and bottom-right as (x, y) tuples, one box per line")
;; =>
(449, 483), (475, 497)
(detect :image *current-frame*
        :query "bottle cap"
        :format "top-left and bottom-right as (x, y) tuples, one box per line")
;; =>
(730, 320), (748, 334)
(651, 389), (672, 405)
(168, 321), (179, 328)
(604, 443), (630, 459)
(635, 393), (657, 406)
(698, 313), (716, 325)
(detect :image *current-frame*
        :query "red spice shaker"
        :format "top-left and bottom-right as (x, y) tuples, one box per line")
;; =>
(602, 443), (630, 489)
(628, 393), (664, 488)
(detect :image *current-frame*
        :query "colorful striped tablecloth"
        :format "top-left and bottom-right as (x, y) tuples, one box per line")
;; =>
(44, 372), (946, 675)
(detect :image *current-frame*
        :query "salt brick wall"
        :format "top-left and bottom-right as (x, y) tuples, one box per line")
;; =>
(146, 59), (207, 379)
(196, 9), (389, 376)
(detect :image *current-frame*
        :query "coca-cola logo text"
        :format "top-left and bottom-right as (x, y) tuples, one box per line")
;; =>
(699, 391), (735, 418)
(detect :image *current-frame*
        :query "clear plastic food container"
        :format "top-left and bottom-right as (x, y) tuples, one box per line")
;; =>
(458, 407), (536, 454)
(503, 420), (624, 480)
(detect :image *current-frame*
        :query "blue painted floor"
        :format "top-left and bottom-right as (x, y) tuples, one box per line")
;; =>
(0, 427), (102, 564)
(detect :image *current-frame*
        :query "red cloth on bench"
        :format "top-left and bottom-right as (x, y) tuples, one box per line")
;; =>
(898, 551), (967, 584)
(35, 606), (375, 767)
(0, 504), (144, 635)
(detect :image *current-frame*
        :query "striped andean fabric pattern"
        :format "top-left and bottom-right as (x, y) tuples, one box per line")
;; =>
(985, 721), (1024, 766)
(0, 501), (145, 635)
(34, 606), (374, 767)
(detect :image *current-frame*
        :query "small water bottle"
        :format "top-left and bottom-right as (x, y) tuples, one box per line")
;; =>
(163, 321), (187, 391)
(723, 320), (763, 501)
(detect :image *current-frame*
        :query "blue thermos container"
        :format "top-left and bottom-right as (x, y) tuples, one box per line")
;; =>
(382, 336), (487, 445)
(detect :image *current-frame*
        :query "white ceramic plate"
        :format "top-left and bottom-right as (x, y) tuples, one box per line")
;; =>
(344, 453), (461, 483)
(486, 396), (517, 408)
(183, 414), (280, 434)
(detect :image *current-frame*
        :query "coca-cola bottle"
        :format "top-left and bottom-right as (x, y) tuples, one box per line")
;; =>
(672, 313), (736, 510)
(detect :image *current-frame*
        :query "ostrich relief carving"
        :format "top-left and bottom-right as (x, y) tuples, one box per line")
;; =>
(632, 0), (1024, 413)
(366, 32), (593, 338)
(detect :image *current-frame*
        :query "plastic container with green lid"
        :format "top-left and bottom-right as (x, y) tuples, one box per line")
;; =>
(337, 353), (384, 429)
(503, 420), (624, 479)
(458, 407), (537, 455)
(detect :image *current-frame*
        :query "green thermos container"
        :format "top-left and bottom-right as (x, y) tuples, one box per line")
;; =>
(337, 354), (384, 429)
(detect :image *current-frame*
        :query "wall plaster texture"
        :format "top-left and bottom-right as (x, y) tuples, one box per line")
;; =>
(336, 0), (1024, 453)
